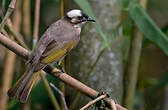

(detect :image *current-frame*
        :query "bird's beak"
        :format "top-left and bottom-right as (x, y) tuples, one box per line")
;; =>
(87, 17), (95, 22)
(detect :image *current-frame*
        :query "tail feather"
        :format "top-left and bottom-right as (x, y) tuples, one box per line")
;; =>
(8, 69), (40, 103)
(8, 70), (29, 98)
(18, 71), (40, 103)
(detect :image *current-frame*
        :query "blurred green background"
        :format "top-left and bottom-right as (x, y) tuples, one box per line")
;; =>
(0, 0), (168, 110)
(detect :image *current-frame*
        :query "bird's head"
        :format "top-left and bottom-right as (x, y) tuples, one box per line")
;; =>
(65, 9), (95, 27)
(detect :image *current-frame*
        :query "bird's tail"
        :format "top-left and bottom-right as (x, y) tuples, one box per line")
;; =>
(8, 69), (41, 103)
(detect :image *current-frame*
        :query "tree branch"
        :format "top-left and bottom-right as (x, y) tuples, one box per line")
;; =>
(0, 33), (28, 59)
(0, 33), (127, 110)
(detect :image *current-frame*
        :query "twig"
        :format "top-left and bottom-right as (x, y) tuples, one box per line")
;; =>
(40, 72), (61, 110)
(0, 0), (16, 31)
(50, 83), (68, 110)
(0, 33), (127, 110)
(80, 94), (107, 110)
(105, 98), (117, 110)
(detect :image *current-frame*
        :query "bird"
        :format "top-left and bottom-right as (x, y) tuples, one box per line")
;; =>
(7, 9), (95, 103)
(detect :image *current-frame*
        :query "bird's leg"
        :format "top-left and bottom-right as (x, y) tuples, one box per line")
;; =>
(55, 59), (66, 73)
(95, 92), (110, 110)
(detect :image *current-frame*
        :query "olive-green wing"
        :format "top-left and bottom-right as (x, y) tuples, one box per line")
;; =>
(33, 39), (78, 72)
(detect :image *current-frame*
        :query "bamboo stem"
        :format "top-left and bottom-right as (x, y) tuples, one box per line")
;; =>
(123, 0), (147, 109)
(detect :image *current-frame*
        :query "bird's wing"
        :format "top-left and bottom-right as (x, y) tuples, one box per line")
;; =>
(26, 21), (62, 67)
(33, 38), (79, 72)
(40, 39), (78, 63)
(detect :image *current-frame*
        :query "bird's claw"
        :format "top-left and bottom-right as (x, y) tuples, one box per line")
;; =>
(96, 92), (110, 110)
(56, 64), (66, 73)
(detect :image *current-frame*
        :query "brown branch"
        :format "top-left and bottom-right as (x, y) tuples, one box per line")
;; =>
(105, 98), (117, 110)
(0, 33), (127, 110)
(0, 33), (28, 59)
(0, 0), (16, 31)
(80, 94), (107, 110)
(50, 83), (68, 110)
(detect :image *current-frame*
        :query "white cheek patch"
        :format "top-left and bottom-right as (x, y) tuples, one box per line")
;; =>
(67, 9), (82, 18)
(71, 18), (78, 23)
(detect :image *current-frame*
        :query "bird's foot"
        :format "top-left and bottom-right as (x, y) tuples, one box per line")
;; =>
(55, 64), (66, 73)
(96, 92), (110, 110)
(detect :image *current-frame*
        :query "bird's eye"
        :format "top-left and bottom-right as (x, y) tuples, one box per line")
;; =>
(77, 16), (83, 20)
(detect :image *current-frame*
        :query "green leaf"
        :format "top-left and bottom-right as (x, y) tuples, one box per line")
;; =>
(128, 4), (168, 55)
(73, 0), (109, 48)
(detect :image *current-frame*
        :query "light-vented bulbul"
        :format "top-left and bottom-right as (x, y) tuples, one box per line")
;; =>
(8, 9), (95, 103)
